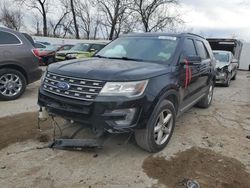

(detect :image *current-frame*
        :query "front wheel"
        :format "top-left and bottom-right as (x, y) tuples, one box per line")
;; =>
(135, 100), (176, 153)
(224, 73), (231, 87)
(196, 81), (214, 108)
(0, 69), (26, 101)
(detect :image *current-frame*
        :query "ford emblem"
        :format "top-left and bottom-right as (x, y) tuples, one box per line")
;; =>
(56, 82), (70, 91)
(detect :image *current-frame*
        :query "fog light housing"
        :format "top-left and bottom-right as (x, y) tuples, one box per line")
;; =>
(111, 108), (136, 126)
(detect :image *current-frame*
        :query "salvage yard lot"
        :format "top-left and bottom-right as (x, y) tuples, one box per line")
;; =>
(0, 71), (250, 188)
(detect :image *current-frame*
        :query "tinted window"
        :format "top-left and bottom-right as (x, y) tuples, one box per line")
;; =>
(196, 40), (209, 59)
(62, 45), (72, 50)
(35, 43), (46, 48)
(71, 43), (90, 51)
(183, 39), (197, 56)
(0, 31), (21, 45)
(91, 44), (105, 51)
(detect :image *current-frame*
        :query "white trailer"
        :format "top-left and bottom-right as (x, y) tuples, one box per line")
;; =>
(239, 43), (250, 70)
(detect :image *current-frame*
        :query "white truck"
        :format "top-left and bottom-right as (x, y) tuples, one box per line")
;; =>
(239, 43), (250, 70)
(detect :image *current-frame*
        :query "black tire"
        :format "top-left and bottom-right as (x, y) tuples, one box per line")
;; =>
(0, 68), (27, 101)
(196, 81), (214, 108)
(135, 100), (176, 153)
(231, 71), (237, 80)
(224, 73), (231, 87)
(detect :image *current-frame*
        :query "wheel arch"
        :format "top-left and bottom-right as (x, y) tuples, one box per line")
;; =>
(0, 64), (28, 83)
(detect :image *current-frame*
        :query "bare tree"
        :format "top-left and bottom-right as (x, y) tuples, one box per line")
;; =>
(132, 0), (180, 32)
(97, 0), (130, 40)
(33, 14), (41, 35)
(16, 0), (50, 36)
(0, 4), (23, 31)
(76, 0), (91, 39)
(70, 0), (80, 39)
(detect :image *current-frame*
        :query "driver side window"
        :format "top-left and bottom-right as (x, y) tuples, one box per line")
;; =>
(179, 39), (197, 62)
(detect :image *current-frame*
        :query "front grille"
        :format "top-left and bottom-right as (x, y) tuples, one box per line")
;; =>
(43, 72), (105, 101)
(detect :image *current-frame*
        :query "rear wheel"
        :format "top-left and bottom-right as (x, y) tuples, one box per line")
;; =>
(0, 69), (26, 101)
(197, 81), (214, 108)
(135, 100), (176, 153)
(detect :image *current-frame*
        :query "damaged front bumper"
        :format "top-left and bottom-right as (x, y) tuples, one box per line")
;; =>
(216, 70), (228, 84)
(38, 89), (149, 133)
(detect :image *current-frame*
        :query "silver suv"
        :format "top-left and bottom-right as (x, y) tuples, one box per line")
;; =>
(0, 27), (42, 100)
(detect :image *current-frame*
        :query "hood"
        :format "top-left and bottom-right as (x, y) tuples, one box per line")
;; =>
(216, 61), (229, 69)
(48, 57), (171, 81)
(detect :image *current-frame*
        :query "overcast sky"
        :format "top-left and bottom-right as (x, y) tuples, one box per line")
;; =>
(179, 0), (250, 41)
(2, 0), (250, 42)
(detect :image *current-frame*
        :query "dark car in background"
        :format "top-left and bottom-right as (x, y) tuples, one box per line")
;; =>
(38, 33), (216, 152)
(34, 42), (47, 49)
(38, 44), (73, 66)
(55, 42), (108, 61)
(0, 27), (42, 100)
(213, 50), (238, 86)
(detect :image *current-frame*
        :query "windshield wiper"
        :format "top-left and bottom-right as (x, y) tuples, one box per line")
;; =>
(106, 56), (144, 61)
(94, 54), (108, 58)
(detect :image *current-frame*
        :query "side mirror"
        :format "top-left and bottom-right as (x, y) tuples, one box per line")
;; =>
(180, 55), (202, 65)
(232, 59), (238, 63)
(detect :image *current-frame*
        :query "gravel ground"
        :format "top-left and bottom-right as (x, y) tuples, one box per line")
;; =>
(0, 71), (249, 188)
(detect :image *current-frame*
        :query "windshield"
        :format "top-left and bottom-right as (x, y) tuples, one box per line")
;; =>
(96, 36), (179, 63)
(213, 52), (230, 63)
(71, 43), (90, 51)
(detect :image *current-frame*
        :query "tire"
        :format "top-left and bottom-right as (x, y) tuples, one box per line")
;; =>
(0, 69), (27, 101)
(196, 81), (214, 108)
(224, 73), (231, 87)
(135, 100), (176, 153)
(231, 71), (237, 80)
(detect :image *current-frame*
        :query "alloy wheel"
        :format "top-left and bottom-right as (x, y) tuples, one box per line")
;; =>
(0, 73), (23, 97)
(154, 109), (173, 145)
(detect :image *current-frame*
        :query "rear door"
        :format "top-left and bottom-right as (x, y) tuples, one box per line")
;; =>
(179, 38), (201, 107)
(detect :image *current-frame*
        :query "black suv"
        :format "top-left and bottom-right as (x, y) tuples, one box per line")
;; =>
(0, 27), (42, 100)
(38, 33), (216, 152)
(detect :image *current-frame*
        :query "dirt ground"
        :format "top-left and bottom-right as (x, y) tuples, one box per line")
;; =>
(0, 71), (249, 188)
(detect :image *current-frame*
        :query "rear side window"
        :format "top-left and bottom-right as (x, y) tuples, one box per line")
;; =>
(196, 40), (210, 59)
(183, 39), (197, 56)
(0, 31), (21, 45)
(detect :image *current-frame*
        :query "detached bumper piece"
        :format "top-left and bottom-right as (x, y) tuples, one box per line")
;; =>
(50, 138), (102, 150)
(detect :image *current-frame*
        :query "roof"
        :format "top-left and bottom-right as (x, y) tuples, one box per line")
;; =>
(121, 32), (205, 39)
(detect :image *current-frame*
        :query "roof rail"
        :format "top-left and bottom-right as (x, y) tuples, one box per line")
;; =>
(185, 33), (205, 39)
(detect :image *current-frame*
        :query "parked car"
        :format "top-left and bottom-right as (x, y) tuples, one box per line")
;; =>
(0, 27), (42, 100)
(38, 33), (216, 152)
(213, 50), (238, 86)
(207, 38), (242, 66)
(55, 42), (107, 61)
(36, 41), (51, 45)
(38, 44), (74, 66)
(34, 42), (47, 49)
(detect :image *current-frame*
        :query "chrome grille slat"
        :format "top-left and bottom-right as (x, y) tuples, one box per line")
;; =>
(43, 72), (105, 101)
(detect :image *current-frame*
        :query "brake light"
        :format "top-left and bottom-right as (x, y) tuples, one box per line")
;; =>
(32, 49), (40, 58)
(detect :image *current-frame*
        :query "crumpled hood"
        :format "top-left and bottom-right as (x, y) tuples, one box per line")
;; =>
(48, 57), (171, 81)
(216, 62), (229, 69)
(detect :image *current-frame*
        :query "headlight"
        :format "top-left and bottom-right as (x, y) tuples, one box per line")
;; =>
(99, 80), (148, 97)
(66, 54), (77, 58)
